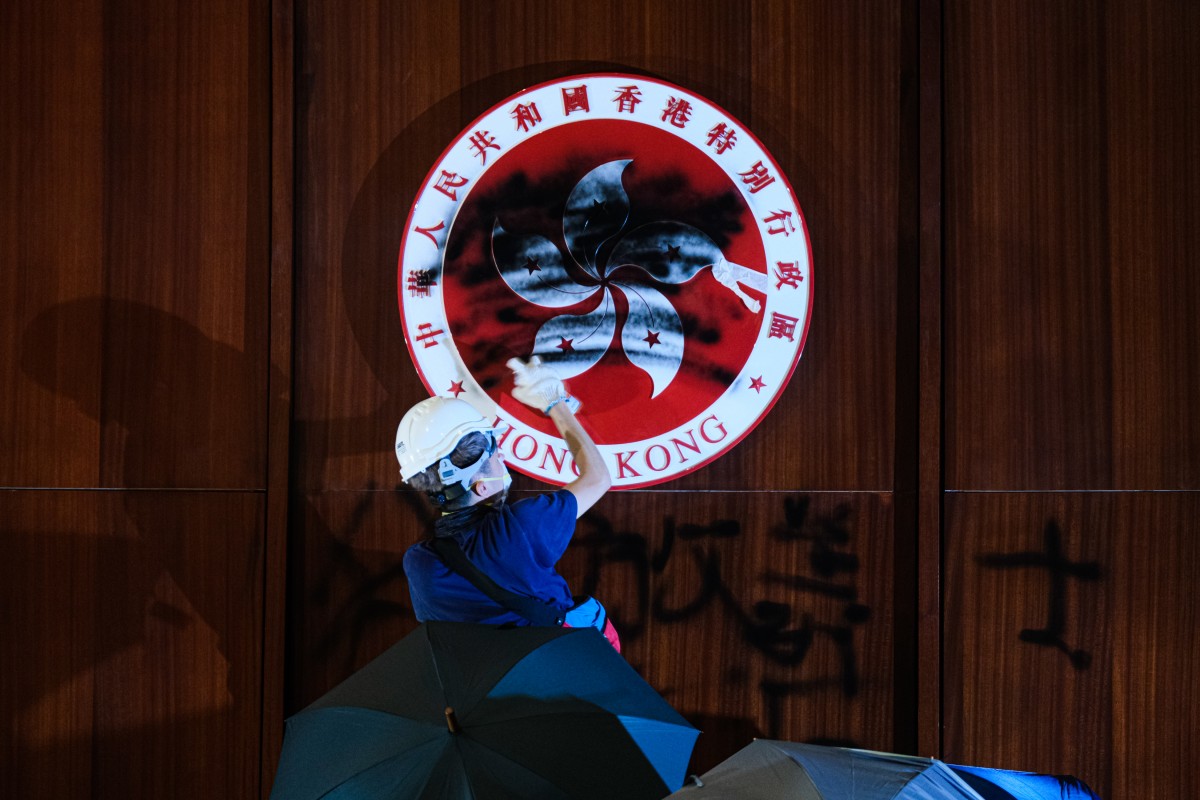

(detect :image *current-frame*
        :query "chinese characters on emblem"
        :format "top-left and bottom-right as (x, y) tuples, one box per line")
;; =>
(763, 210), (796, 236)
(768, 312), (801, 341)
(613, 85), (642, 113)
(433, 170), (469, 201)
(406, 269), (438, 298)
(740, 161), (776, 194)
(414, 322), (444, 349)
(413, 221), (446, 247)
(511, 101), (542, 132)
(774, 261), (805, 290)
(707, 123), (738, 154)
(562, 85), (590, 115)
(468, 130), (501, 165)
(661, 96), (694, 128)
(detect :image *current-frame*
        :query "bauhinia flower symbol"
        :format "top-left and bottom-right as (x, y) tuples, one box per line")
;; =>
(491, 159), (766, 398)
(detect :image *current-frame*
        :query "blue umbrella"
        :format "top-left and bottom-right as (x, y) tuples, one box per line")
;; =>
(270, 622), (699, 799)
(667, 740), (1100, 799)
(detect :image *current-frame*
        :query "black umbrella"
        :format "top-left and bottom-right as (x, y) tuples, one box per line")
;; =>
(270, 622), (699, 799)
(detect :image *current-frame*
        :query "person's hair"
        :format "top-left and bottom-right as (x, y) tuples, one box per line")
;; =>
(406, 431), (491, 493)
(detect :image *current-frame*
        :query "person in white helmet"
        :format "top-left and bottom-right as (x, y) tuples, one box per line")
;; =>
(395, 356), (619, 649)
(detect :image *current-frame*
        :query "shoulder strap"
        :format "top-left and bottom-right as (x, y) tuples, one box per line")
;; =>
(429, 536), (565, 627)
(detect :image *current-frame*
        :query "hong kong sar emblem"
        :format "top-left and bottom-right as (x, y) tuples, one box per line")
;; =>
(398, 74), (812, 488)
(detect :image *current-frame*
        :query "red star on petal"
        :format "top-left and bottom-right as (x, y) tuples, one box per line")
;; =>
(749, 376), (766, 393)
(556, 337), (574, 352)
(643, 330), (661, 347)
(448, 380), (465, 398)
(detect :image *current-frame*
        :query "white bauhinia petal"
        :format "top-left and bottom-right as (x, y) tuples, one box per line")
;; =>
(530, 288), (617, 380)
(563, 160), (633, 278)
(612, 281), (684, 398)
(608, 221), (723, 284)
(491, 222), (599, 309)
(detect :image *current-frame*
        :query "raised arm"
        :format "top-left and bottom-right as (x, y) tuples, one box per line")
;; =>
(547, 402), (612, 516)
(507, 356), (612, 517)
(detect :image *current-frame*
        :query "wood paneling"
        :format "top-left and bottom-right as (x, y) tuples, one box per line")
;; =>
(941, 7), (1199, 794)
(1, 0), (271, 490)
(0, 489), (265, 800)
(944, 1), (1114, 490)
(291, 0), (465, 493)
(913, 0), (944, 757)
(5, 0), (1197, 796)
(944, 491), (1200, 800)
(1, 1), (277, 797)
(293, 0), (905, 493)
(289, 487), (896, 774)
(262, 0), (296, 790)
(945, 0), (1200, 491)
(0, 0), (105, 487)
(1104, 1), (1200, 489)
(100, 0), (271, 488)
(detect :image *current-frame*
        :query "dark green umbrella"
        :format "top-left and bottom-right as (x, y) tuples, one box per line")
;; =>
(270, 622), (699, 800)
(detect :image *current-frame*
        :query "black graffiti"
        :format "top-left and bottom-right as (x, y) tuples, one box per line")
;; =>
(766, 496), (870, 627)
(977, 519), (1102, 670)
(308, 484), (418, 671)
(574, 497), (868, 698)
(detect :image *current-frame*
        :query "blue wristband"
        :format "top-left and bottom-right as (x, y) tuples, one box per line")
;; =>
(543, 394), (580, 414)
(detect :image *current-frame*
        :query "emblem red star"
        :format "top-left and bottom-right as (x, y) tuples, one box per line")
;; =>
(448, 380), (465, 397)
(643, 330), (661, 347)
(556, 337), (574, 352)
(748, 376), (766, 393)
(524, 257), (541, 274)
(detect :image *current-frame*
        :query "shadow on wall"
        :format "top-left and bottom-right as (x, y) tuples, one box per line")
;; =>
(20, 296), (267, 486)
(11, 297), (271, 795)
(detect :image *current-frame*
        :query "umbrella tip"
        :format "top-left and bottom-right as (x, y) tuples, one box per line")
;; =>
(444, 707), (461, 734)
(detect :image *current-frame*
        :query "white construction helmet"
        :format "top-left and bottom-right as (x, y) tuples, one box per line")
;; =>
(395, 396), (494, 482)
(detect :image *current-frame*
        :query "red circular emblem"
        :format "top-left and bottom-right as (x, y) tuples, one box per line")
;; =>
(399, 74), (813, 488)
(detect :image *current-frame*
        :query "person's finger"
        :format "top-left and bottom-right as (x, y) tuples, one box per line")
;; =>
(506, 357), (530, 382)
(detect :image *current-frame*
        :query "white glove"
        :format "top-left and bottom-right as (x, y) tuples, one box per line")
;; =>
(506, 356), (580, 414)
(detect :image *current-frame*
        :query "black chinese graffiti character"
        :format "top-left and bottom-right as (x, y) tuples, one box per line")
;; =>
(977, 519), (1102, 670)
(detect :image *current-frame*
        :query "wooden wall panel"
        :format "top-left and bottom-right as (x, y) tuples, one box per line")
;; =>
(293, 0), (905, 493)
(944, 492), (1200, 800)
(0, 490), (265, 800)
(292, 0), (466, 493)
(290, 488), (895, 774)
(0, 0), (105, 487)
(1, 0), (279, 796)
(944, 0), (1200, 491)
(5, 0), (1195, 794)
(747, 2), (902, 492)
(2, 0), (271, 492)
(1105, 1), (1200, 489)
(100, 0), (271, 489)
(942, 3), (1198, 794)
(944, 1), (1115, 490)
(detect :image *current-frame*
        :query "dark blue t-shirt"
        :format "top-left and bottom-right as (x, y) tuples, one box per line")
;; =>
(403, 489), (578, 625)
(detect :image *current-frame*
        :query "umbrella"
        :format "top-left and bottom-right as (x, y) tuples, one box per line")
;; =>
(667, 740), (1100, 799)
(270, 622), (699, 800)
